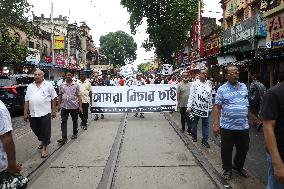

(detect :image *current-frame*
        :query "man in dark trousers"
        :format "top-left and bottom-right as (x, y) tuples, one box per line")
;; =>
(261, 78), (284, 189)
(24, 69), (57, 158)
(177, 71), (192, 134)
(213, 65), (250, 180)
(78, 72), (92, 130)
(57, 72), (83, 144)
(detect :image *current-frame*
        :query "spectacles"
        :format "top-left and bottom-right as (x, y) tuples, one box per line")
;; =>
(229, 71), (240, 75)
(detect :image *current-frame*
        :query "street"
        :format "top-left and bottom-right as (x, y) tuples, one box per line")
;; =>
(10, 112), (265, 189)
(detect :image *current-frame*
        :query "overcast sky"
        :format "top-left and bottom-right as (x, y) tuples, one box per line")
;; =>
(28, 0), (222, 65)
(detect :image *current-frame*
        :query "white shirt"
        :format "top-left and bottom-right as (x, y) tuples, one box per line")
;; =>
(78, 80), (92, 103)
(187, 80), (212, 117)
(0, 100), (13, 172)
(25, 80), (57, 117)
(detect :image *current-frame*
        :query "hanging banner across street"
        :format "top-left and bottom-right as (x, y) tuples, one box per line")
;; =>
(91, 85), (177, 113)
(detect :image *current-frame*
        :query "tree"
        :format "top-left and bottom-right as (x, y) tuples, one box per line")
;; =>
(0, 0), (33, 64)
(121, 0), (200, 63)
(99, 31), (137, 67)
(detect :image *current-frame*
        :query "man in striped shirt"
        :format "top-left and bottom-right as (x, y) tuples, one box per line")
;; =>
(213, 65), (250, 180)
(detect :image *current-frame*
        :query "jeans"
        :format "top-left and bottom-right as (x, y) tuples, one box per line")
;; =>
(29, 113), (51, 145)
(180, 107), (191, 132)
(220, 128), (250, 171)
(61, 108), (78, 139)
(266, 152), (284, 189)
(79, 103), (89, 126)
(191, 115), (209, 142)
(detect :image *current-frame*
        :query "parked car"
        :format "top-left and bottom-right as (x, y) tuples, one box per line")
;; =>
(0, 74), (34, 113)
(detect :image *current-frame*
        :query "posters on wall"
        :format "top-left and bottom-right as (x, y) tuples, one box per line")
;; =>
(162, 64), (173, 75)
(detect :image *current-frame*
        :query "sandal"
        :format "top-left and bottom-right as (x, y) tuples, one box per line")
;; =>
(41, 151), (48, 158)
(222, 170), (232, 180)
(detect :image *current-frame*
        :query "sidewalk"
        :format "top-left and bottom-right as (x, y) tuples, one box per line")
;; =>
(27, 113), (217, 189)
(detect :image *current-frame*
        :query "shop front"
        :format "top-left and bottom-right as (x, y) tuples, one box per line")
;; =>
(263, 4), (284, 87)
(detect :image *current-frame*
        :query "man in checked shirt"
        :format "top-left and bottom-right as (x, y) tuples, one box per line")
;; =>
(57, 72), (83, 144)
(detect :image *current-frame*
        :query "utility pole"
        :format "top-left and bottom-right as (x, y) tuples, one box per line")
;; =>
(197, 0), (201, 61)
(51, 2), (55, 67)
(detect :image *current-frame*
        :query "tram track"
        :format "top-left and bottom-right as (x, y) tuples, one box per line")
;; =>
(25, 112), (231, 189)
(164, 112), (232, 189)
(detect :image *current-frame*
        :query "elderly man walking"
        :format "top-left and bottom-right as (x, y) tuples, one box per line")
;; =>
(57, 72), (83, 145)
(213, 65), (250, 180)
(24, 69), (57, 158)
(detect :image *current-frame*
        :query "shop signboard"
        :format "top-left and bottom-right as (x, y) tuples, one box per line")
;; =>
(267, 11), (284, 48)
(26, 48), (40, 63)
(54, 36), (65, 50)
(56, 53), (66, 65)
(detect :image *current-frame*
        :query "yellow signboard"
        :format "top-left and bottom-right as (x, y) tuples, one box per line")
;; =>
(54, 36), (65, 49)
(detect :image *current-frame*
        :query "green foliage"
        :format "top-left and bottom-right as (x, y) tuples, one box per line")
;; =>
(99, 30), (137, 67)
(0, 0), (33, 64)
(137, 63), (147, 75)
(121, 0), (201, 63)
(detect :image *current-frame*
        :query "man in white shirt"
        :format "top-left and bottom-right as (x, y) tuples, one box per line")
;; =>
(78, 72), (92, 130)
(187, 68), (212, 148)
(0, 100), (28, 187)
(24, 69), (57, 158)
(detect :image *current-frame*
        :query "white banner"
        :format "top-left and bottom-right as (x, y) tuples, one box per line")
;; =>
(91, 85), (177, 113)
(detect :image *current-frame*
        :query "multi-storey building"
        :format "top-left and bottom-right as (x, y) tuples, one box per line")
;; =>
(220, 0), (284, 87)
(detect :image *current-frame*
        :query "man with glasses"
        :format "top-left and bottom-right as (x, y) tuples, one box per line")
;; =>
(213, 65), (250, 180)
(187, 68), (212, 148)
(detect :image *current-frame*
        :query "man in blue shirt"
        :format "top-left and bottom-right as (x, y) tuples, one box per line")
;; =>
(213, 65), (250, 180)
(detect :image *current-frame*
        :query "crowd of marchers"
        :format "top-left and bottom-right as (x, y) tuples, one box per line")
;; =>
(1, 64), (284, 188)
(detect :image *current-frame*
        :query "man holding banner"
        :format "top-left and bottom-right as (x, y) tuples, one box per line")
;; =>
(187, 68), (212, 148)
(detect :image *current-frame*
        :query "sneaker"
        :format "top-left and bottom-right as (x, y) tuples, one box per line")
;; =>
(140, 114), (145, 118)
(71, 134), (77, 139)
(57, 138), (67, 144)
(232, 164), (250, 178)
(180, 128), (185, 133)
(202, 141), (210, 148)
(134, 113), (138, 117)
(192, 138), (197, 142)
(222, 170), (232, 180)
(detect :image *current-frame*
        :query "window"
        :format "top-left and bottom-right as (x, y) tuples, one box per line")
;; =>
(43, 44), (48, 56)
(28, 41), (34, 49)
